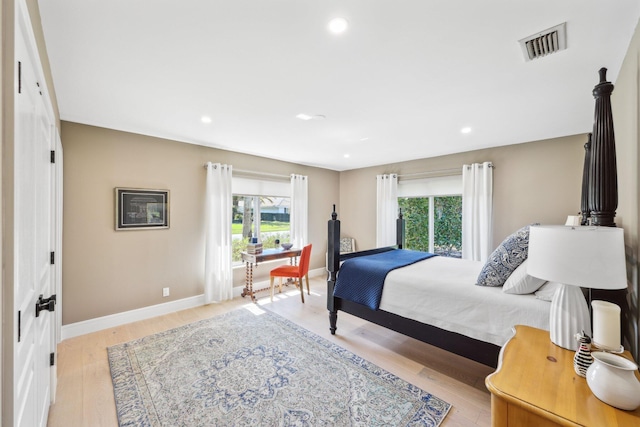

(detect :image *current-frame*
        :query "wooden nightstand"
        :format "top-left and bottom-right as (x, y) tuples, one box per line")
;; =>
(485, 325), (640, 427)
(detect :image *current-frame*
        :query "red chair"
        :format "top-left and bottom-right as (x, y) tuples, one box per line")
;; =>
(269, 244), (312, 303)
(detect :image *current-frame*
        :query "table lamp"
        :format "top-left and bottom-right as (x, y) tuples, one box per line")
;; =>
(527, 225), (627, 351)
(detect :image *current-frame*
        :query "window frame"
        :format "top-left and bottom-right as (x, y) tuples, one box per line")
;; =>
(231, 177), (291, 266)
(398, 174), (462, 255)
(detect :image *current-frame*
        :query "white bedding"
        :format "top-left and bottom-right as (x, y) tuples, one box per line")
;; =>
(378, 256), (551, 346)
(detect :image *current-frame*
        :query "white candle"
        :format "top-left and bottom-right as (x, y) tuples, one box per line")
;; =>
(591, 300), (621, 350)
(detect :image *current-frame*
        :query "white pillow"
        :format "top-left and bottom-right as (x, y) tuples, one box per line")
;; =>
(502, 260), (546, 295)
(535, 281), (563, 301)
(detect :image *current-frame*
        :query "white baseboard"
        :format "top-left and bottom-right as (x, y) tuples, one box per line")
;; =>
(60, 267), (327, 340)
(60, 294), (206, 340)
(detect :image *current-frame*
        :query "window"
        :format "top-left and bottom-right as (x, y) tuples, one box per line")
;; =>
(398, 175), (462, 258)
(231, 177), (291, 265)
(398, 196), (462, 257)
(232, 195), (290, 263)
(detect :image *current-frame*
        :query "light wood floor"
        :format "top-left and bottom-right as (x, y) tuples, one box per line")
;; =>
(48, 276), (494, 426)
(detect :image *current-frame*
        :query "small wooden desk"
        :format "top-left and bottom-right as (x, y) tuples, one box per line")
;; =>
(485, 325), (640, 427)
(240, 248), (301, 302)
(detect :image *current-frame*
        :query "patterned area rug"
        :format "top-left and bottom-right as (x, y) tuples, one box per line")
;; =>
(108, 308), (451, 426)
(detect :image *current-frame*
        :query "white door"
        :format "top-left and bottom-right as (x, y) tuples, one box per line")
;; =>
(51, 127), (64, 404)
(13, 1), (57, 425)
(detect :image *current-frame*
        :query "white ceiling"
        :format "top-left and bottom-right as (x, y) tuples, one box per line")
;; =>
(38, 1), (640, 171)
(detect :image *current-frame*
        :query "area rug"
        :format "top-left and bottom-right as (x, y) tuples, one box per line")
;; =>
(108, 308), (451, 426)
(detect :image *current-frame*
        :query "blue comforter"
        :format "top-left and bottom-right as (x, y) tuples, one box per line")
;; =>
(333, 249), (436, 310)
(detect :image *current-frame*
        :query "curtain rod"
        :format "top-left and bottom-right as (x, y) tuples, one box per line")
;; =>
(465, 162), (494, 169)
(202, 163), (290, 180)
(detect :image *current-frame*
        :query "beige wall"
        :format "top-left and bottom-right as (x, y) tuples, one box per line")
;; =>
(61, 122), (339, 324)
(62, 120), (587, 326)
(612, 18), (640, 361)
(339, 135), (586, 251)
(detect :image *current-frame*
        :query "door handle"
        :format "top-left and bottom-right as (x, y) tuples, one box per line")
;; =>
(35, 294), (56, 317)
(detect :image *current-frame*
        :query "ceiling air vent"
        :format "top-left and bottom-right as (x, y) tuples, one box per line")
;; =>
(519, 22), (567, 62)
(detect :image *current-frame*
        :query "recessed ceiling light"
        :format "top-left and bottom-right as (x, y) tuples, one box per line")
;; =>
(201, 116), (212, 124)
(328, 17), (348, 34)
(461, 127), (472, 134)
(343, 153), (350, 158)
(296, 113), (326, 121)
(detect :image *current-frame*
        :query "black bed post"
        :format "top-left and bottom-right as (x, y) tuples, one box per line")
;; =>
(396, 209), (405, 249)
(588, 68), (618, 227)
(327, 205), (340, 334)
(580, 133), (592, 226)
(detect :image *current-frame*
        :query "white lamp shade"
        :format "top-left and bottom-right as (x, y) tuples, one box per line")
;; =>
(527, 226), (626, 290)
(565, 215), (581, 226)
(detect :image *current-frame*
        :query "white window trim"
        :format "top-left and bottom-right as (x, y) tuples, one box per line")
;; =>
(428, 196), (435, 252)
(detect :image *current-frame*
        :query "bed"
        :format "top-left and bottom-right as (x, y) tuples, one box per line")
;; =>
(327, 210), (627, 368)
(327, 210), (506, 367)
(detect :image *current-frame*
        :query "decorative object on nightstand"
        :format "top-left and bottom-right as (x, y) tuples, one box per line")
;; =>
(573, 330), (593, 377)
(591, 300), (624, 352)
(586, 351), (640, 411)
(527, 225), (627, 351)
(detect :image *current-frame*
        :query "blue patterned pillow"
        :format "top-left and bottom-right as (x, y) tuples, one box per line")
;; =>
(476, 225), (535, 287)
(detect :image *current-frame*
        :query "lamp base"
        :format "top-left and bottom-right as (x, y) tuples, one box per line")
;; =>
(550, 284), (592, 351)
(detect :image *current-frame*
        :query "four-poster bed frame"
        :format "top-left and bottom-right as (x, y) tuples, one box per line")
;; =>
(326, 207), (502, 367)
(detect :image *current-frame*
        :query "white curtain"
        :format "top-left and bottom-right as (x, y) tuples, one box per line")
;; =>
(462, 162), (493, 262)
(204, 162), (233, 303)
(376, 174), (398, 247)
(290, 174), (308, 249)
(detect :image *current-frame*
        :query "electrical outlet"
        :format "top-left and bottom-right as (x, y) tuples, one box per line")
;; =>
(162, 287), (170, 297)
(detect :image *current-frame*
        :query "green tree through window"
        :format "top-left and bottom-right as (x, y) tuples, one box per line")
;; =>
(232, 195), (290, 264)
(399, 197), (430, 252)
(399, 196), (462, 258)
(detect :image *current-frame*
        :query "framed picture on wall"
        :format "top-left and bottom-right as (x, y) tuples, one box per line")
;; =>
(115, 188), (169, 230)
